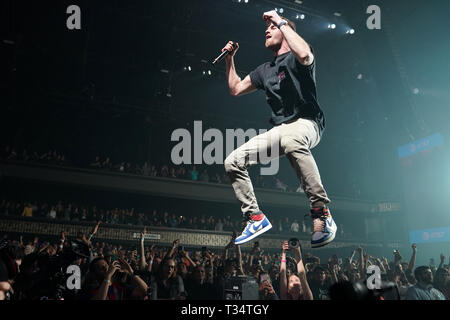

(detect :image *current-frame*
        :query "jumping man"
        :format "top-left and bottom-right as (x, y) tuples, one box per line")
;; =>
(222, 10), (337, 248)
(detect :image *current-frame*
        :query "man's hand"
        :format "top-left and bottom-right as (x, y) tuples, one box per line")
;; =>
(222, 41), (239, 60)
(106, 261), (120, 281)
(259, 281), (275, 295)
(412, 243), (417, 252)
(172, 239), (180, 248)
(118, 258), (134, 275)
(440, 253), (445, 263)
(262, 10), (283, 27)
(282, 241), (289, 254)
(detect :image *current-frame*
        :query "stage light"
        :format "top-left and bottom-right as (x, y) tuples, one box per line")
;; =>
(357, 74), (363, 80)
(296, 14), (305, 20)
(187, 66), (192, 71)
(279, 8), (284, 14)
(300, 14), (305, 20)
(331, 24), (336, 29)
(413, 88), (420, 95)
(202, 71), (206, 75)
(346, 29), (355, 34)
(244, 0), (249, 3)
(208, 70), (212, 76)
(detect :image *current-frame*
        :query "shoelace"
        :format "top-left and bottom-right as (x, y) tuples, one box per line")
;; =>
(305, 210), (329, 233)
(313, 217), (325, 233)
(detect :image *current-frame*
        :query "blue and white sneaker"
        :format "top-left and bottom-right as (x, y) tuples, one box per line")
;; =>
(310, 207), (337, 248)
(234, 213), (272, 245)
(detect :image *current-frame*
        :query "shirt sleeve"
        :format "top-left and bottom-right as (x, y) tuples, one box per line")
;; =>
(293, 45), (315, 71)
(249, 65), (265, 90)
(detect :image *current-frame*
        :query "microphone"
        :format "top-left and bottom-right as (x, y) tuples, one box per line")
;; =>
(212, 42), (237, 65)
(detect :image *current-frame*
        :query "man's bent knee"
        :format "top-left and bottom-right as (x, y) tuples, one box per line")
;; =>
(224, 152), (246, 172)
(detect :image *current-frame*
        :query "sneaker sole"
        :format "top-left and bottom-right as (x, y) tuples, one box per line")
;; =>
(311, 231), (336, 248)
(234, 222), (273, 245)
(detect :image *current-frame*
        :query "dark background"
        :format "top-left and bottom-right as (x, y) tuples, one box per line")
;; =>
(1, 0), (449, 262)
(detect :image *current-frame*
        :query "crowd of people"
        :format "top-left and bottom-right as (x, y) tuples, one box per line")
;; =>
(0, 223), (448, 300)
(0, 145), (301, 193)
(0, 199), (331, 236)
(1, 146), (68, 167)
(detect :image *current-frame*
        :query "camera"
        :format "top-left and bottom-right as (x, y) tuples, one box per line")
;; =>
(288, 238), (300, 249)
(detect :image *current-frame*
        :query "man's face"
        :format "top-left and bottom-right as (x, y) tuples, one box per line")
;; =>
(193, 267), (205, 282)
(315, 269), (327, 282)
(163, 260), (176, 278)
(265, 23), (284, 50)
(93, 259), (109, 278)
(419, 268), (433, 285)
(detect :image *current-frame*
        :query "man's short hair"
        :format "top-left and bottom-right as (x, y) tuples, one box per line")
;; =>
(414, 266), (430, 281)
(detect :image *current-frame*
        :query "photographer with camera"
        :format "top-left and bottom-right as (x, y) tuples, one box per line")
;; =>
(258, 272), (279, 300)
(83, 256), (148, 300)
(279, 239), (313, 300)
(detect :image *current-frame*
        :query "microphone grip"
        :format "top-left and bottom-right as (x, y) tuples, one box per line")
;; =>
(212, 42), (237, 65)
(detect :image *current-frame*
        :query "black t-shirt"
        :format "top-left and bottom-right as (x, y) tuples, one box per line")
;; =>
(309, 280), (331, 300)
(249, 50), (325, 134)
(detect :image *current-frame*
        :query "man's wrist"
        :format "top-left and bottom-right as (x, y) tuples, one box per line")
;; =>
(277, 20), (288, 29)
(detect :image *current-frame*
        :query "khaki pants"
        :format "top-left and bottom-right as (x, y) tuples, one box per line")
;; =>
(224, 117), (330, 217)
